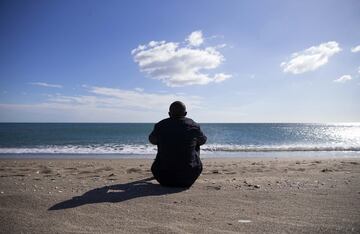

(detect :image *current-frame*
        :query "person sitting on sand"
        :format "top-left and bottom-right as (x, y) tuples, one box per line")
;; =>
(149, 101), (207, 188)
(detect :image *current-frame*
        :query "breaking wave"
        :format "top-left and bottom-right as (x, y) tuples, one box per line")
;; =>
(0, 144), (359, 154)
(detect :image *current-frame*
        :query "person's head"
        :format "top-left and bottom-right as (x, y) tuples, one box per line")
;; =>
(169, 101), (187, 118)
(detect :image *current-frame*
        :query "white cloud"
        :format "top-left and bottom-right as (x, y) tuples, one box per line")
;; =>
(134, 87), (144, 92)
(281, 41), (341, 74)
(132, 31), (231, 87)
(351, 45), (360, 53)
(334, 75), (352, 83)
(186, 30), (204, 47)
(29, 82), (63, 88)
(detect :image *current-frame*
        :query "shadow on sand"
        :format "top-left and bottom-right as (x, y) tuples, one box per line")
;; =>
(48, 177), (186, 210)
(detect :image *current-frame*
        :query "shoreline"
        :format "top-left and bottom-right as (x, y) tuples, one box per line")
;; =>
(1, 150), (360, 159)
(1, 157), (359, 233)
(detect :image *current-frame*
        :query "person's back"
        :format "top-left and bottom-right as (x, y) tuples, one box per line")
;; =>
(149, 101), (207, 187)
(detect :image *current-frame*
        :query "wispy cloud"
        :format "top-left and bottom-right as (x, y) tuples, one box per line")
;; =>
(88, 86), (202, 109)
(281, 41), (341, 74)
(0, 86), (203, 121)
(42, 86), (202, 112)
(29, 82), (63, 88)
(131, 31), (231, 87)
(351, 45), (360, 53)
(334, 75), (352, 83)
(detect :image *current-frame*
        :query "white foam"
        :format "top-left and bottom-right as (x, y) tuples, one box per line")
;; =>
(0, 144), (157, 154)
(201, 144), (360, 152)
(0, 143), (359, 155)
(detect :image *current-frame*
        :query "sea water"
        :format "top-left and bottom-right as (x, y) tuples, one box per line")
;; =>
(0, 123), (359, 158)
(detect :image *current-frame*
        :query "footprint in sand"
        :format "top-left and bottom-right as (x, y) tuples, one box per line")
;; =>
(94, 167), (113, 173)
(206, 185), (221, 190)
(225, 171), (236, 175)
(78, 170), (93, 175)
(126, 168), (142, 174)
(39, 167), (52, 174)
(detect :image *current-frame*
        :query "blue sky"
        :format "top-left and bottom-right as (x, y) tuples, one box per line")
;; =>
(0, 0), (359, 122)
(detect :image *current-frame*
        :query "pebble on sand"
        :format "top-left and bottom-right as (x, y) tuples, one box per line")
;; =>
(238, 219), (252, 223)
(321, 168), (333, 172)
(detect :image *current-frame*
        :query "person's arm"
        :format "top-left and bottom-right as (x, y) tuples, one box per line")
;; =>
(149, 124), (158, 145)
(196, 127), (207, 146)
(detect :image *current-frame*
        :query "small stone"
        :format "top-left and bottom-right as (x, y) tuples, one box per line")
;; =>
(212, 170), (219, 174)
(321, 168), (333, 172)
(238, 219), (252, 223)
(254, 185), (260, 189)
(0, 191), (4, 194)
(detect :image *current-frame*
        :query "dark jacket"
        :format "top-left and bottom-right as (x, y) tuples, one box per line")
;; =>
(149, 117), (207, 172)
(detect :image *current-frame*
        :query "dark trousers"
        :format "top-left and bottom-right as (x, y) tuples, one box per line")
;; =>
(151, 165), (202, 188)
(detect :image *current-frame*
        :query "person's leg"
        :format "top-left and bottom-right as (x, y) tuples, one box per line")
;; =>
(177, 167), (202, 187)
(151, 165), (202, 188)
(151, 164), (173, 186)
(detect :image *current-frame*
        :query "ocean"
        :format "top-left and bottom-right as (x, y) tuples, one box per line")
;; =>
(0, 123), (360, 158)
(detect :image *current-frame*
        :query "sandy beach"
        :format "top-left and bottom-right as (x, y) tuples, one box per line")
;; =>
(0, 157), (359, 233)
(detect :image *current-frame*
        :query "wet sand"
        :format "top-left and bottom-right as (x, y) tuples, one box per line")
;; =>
(0, 157), (359, 233)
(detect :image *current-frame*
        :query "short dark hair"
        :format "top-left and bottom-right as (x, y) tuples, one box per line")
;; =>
(169, 101), (187, 117)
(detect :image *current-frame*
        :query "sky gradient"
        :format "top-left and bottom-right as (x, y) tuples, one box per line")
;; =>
(0, 0), (359, 122)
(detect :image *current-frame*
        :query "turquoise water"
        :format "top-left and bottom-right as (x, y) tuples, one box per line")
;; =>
(0, 123), (360, 157)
